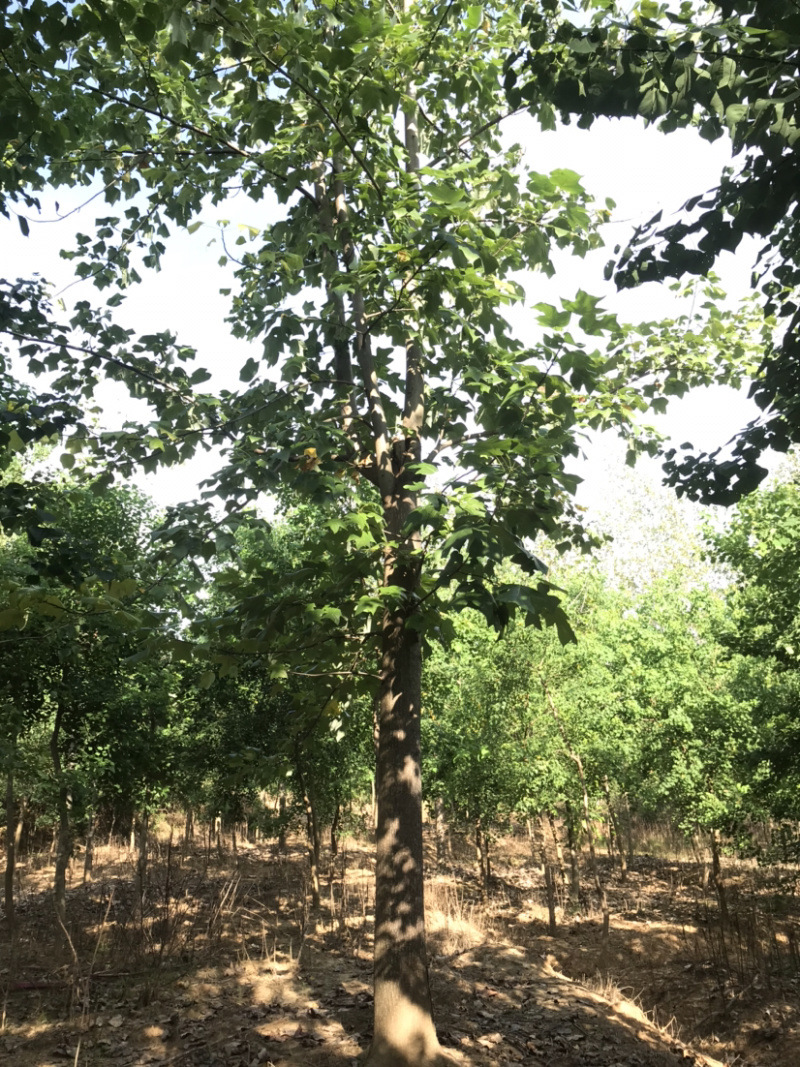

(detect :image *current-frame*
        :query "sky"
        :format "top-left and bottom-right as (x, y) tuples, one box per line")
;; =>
(2, 110), (771, 523)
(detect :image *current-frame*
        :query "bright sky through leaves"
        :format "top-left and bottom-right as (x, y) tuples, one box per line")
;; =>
(3, 111), (768, 512)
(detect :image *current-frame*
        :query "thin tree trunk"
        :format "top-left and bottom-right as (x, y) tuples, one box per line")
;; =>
(547, 811), (567, 887)
(4, 766), (16, 940)
(602, 777), (627, 882)
(278, 793), (287, 852)
(50, 698), (71, 927)
(330, 802), (341, 858)
(475, 820), (490, 898)
(83, 811), (95, 883)
(576, 763), (609, 938)
(537, 816), (558, 936)
(434, 796), (447, 866)
(621, 792), (635, 867)
(306, 793), (321, 908)
(14, 796), (25, 858)
(295, 749), (321, 910)
(184, 806), (194, 847)
(710, 828), (729, 925)
(134, 811), (148, 919)
(564, 801), (581, 903)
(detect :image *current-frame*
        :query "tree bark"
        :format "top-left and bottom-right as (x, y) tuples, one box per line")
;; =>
(330, 802), (341, 858)
(535, 816), (557, 936)
(369, 597), (439, 1067)
(547, 812), (567, 888)
(184, 806), (194, 847)
(710, 827), (729, 926)
(50, 698), (71, 928)
(295, 748), (321, 909)
(83, 811), (95, 883)
(134, 811), (148, 919)
(475, 820), (490, 898)
(434, 797), (448, 866)
(4, 765), (16, 940)
(278, 792), (287, 853)
(575, 759), (609, 938)
(564, 801), (582, 902)
(602, 777), (627, 882)
(621, 792), (635, 867)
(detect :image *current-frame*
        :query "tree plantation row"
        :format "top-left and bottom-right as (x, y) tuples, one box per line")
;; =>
(4, 460), (800, 938)
(3, 2), (800, 1063)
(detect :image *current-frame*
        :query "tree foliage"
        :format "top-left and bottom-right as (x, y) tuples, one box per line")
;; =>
(512, 0), (800, 504)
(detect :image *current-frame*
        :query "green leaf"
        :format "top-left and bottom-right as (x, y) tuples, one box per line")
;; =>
(132, 17), (156, 43)
(428, 184), (465, 205)
(466, 5), (483, 30)
(240, 357), (259, 382)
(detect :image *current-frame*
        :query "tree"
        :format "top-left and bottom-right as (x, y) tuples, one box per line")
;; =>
(0, 3), (758, 1061)
(511, 0), (800, 504)
(0, 469), (170, 929)
(707, 461), (800, 823)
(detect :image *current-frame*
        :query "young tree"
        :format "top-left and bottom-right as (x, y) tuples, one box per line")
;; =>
(1, 3), (758, 1061)
(708, 462), (800, 823)
(0, 471), (168, 927)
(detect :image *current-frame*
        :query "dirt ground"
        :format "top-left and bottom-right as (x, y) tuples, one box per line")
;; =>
(1, 828), (798, 1067)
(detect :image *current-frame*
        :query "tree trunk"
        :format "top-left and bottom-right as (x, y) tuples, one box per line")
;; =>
(331, 33), (437, 1058)
(475, 820), (490, 898)
(305, 795), (321, 909)
(434, 797), (447, 866)
(575, 764), (609, 938)
(134, 811), (148, 918)
(295, 751), (321, 910)
(184, 806), (194, 847)
(15, 796), (26, 859)
(710, 828), (729, 925)
(536, 816), (558, 936)
(83, 811), (95, 883)
(564, 801), (582, 903)
(542, 682), (607, 935)
(621, 793), (635, 867)
(330, 802), (341, 858)
(4, 766), (16, 940)
(369, 601), (439, 1067)
(547, 812), (567, 888)
(278, 793), (287, 852)
(602, 777), (627, 882)
(50, 700), (71, 928)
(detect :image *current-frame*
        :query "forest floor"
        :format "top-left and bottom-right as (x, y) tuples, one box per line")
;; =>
(1, 825), (799, 1067)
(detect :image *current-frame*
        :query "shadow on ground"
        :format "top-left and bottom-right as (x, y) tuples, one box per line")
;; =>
(10, 829), (800, 1067)
(1, 836), (734, 1067)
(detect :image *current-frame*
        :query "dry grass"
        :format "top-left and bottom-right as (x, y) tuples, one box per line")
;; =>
(2, 820), (800, 1067)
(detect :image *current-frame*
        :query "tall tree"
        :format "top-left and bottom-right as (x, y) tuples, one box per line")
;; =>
(0, 2), (757, 1060)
